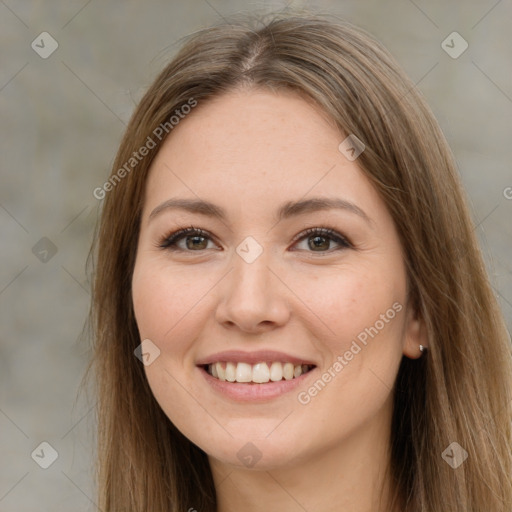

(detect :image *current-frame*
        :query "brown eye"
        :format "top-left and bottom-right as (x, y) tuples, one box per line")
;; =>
(309, 234), (331, 251)
(158, 226), (351, 254)
(292, 227), (351, 253)
(184, 234), (208, 250)
(159, 227), (217, 251)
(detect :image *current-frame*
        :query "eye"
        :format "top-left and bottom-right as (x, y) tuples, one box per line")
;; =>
(158, 226), (352, 253)
(291, 227), (352, 253)
(158, 226), (218, 251)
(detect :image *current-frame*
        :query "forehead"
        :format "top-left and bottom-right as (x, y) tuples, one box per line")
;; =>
(143, 89), (381, 221)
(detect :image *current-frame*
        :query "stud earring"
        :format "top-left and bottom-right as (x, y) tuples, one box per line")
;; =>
(419, 345), (428, 354)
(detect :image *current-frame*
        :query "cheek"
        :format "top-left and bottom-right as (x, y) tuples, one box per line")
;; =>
(290, 265), (406, 423)
(131, 260), (212, 429)
(294, 266), (406, 416)
(131, 260), (209, 349)
(301, 264), (406, 356)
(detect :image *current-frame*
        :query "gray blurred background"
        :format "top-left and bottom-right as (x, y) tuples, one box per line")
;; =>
(1, 1), (511, 510)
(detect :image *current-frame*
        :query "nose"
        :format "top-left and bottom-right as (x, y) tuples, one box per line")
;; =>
(214, 248), (291, 334)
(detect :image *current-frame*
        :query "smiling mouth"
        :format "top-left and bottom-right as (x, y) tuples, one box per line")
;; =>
(204, 361), (315, 384)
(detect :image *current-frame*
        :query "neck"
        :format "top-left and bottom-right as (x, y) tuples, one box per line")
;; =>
(209, 401), (400, 512)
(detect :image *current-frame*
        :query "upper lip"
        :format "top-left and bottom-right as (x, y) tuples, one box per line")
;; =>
(196, 350), (317, 366)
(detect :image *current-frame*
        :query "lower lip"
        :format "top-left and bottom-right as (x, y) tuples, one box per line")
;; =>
(198, 366), (316, 402)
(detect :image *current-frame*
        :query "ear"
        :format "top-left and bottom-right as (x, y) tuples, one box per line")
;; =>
(402, 302), (428, 359)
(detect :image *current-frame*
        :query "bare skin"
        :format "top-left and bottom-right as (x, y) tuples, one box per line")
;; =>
(131, 88), (426, 511)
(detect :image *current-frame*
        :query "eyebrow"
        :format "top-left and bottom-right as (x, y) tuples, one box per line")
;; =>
(149, 197), (372, 225)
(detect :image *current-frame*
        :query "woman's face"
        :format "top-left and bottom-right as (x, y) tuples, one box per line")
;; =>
(131, 89), (425, 470)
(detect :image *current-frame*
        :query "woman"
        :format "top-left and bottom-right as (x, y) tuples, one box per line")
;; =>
(87, 11), (512, 511)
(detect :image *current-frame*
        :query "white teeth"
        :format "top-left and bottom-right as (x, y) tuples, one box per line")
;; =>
(269, 362), (283, 381)
(236, 362), (252, 383)
(252, 363), (270, 383)
(225, 362), (236, 382)
(207, 361), (313, 383)
(283, 362), (294, 380)
(216, 362), (226, 381)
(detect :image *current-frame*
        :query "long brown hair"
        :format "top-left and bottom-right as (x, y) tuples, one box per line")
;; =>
(85, 10), (512, 511)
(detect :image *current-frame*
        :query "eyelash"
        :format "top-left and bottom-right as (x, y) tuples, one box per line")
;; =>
(157, 225), (352, 254)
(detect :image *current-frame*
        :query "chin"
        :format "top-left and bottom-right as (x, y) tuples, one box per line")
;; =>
(197, 430), (310, 471)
